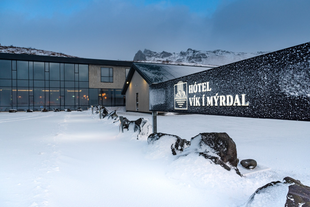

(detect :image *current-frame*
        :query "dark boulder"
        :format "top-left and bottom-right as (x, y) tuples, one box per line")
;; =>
(53, 108), (60, 112)
(241, 159), (257, 169)
(100, 106), (109, 119)
(189, 133), (241, 176)
(41, 108), (48, 112)
(77, 107), (83, 111)
(27, 109), (33, 112)
(284, 177), (310, 207)
(121, 117), (144, 133)
(191, 133), (239, 167)
(107, 110), (118, 120)
(247, 177), (310, 207)
(9, 109), (17, 113)
(147, 133), (190, 155)
(65, 108), (71, 112)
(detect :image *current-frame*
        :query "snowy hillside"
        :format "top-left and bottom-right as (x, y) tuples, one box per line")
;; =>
(134, 48), (267, 66)
(0, 45), (76, 58)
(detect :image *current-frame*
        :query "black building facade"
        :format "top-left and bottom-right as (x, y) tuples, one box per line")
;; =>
(149, 42), (310, 121)
(0, 53), (132, 111)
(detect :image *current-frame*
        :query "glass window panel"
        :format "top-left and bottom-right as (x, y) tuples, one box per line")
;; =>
(100, 67), (113, 83)
(50, 63), (60, 80)
(101, 68), (109, 76)
(12, 88), (17, 107)
(17, 61), (28, 79)
(29, 80), (33, 87)
(50, 81), (60, 87)
(101, 89), (111, 106)
(65, 88), (75, 106)
(45, 63), (49, 72)
(65, 64), (74, 81)
(0, 80), (11, 87)
(12, 71), (17, 80)
(0, 60), (11, 79)
(0, 87), (11, 106)
(75, 91), (79, 107)
(101, 76), (113, 82)
(79, 89), (88, 106)
(12, 61), (16, 71)
(17, 88), (28, 106)
(29, 87), (33, 95)
(45, 89), (49, 106)
(101, 77), (108, 82)
(75, 64), (78, 73)
(79, 65), (88, 81)
(34, 81), (44, 87)
(45, 72), (49, 81)
(60, 64), (65, 81)
(75, 73), (78, 81)
(65, 81), (74, 87)
(75, 82), (78, 88)
(50, 89), (60, 106)
(34, 88), (44, 106)
(17, 80), (28, 87)
(114, 90), (125, 106)
(34, 62), (44, 80)
(12, 80), (16, 87)
(89, 88), (99, 106)
(79, 82), (88, 88)
(29, 62), (34, 79)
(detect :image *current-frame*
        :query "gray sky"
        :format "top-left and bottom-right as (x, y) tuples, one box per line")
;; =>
(0, 0), (309, 60)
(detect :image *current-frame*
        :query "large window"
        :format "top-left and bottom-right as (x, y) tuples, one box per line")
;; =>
(34, 62), (44, 80)
(0, 60), (11, 79)
(101, 67), (113, 82)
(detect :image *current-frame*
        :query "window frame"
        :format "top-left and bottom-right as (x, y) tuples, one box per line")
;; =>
(100, 67), (113, 83)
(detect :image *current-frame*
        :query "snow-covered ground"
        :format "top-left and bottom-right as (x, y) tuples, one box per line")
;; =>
(1, 110), (309, 207)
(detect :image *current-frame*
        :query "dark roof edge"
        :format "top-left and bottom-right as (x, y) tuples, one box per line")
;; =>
(121, 63), (154, 95)
(0, 52), (133, 67)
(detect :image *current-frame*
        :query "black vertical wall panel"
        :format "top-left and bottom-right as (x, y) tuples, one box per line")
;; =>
(149, 42), (310, 121)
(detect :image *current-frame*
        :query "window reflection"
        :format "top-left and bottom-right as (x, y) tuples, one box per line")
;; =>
(0, 60), (11, 79)
(17, 61), (28, 79)
(34, 62), (44, 80)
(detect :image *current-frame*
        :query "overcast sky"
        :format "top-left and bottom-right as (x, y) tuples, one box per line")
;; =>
(0, 0), (309, 60)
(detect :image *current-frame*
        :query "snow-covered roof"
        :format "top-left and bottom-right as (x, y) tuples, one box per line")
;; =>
(121, 62), (216, 94)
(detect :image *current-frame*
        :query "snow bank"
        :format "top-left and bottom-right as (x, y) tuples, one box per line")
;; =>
(1, 110), (310, 207)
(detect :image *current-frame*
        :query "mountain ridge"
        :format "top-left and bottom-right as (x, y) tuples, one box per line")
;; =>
(134, 48), (267, 66)
(0, 44), (77, 58)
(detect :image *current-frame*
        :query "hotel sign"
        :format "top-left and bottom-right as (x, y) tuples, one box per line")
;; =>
(174, 81), (249, 110)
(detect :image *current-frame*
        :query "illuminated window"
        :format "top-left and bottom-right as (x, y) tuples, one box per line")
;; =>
(101, 67), (113, 82)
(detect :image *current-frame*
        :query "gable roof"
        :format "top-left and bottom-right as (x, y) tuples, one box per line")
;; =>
(121, 62), (215, 94)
